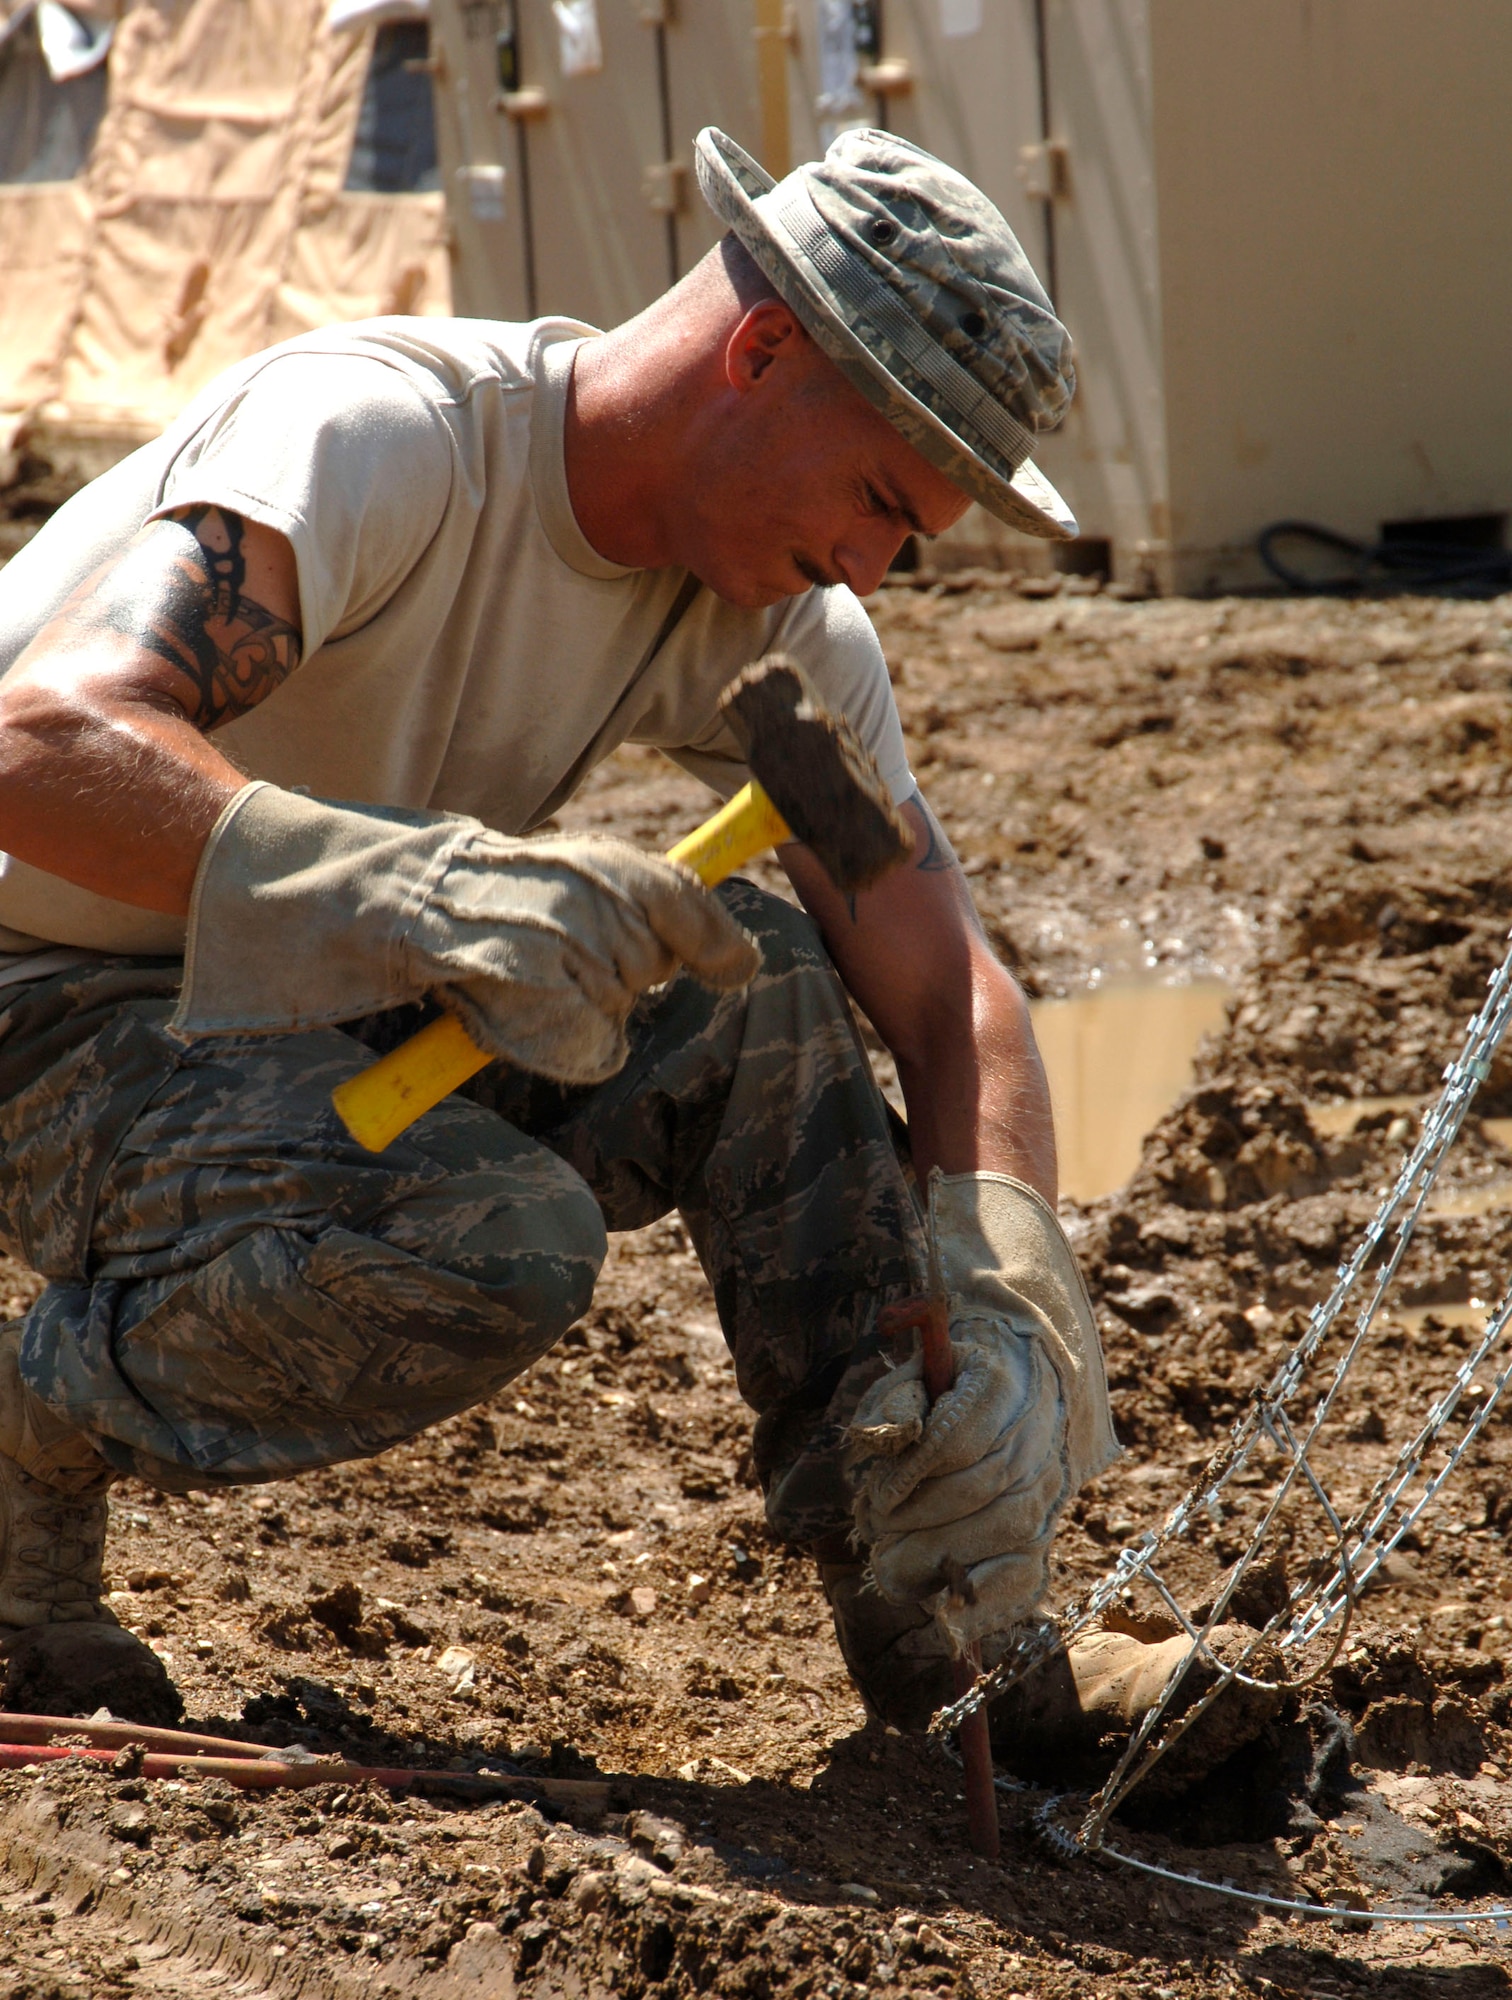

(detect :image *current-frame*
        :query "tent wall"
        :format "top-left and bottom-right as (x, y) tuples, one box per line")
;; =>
(433, 0), (1512, 589)
(0, 0), (450, 459)
(1146, 0), (1512, 592)
(9, 0), (1505, 590)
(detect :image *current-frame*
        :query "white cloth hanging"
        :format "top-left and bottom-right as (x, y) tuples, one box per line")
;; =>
(324, 0), (427, 34)
(35, 0), (114, 82)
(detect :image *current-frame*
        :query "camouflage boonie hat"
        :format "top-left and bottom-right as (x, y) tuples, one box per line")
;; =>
(694, 125), (1077, 540)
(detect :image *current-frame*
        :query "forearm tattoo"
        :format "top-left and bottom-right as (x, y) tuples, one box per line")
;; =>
(842, 789), (953, 923)
(59, 505), (301, 730)
(904, 788), (954, 871)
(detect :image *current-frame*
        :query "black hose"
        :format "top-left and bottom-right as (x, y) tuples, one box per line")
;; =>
(1257, 519), (1512, 597)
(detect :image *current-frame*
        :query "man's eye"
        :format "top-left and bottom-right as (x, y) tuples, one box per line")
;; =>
(863, 484), (892, 517)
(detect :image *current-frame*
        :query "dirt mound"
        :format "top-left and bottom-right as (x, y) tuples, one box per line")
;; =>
(7, 583), (1512, 1991)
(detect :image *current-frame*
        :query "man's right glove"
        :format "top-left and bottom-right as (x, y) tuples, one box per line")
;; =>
(171, 781), (760, 1084)
(848, 1310), (1068, 1639)
(847, 1171), (1119, 1650)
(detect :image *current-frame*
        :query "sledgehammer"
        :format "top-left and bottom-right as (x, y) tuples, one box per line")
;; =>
(331, 656), (912, 1152)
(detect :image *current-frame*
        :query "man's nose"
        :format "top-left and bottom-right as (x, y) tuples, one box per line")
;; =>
(835, 521), (911, 598)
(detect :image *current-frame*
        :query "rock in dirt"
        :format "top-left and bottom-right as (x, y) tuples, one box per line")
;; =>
(628, 1808), (686, 1867)
(436, 1643), (477, 1690)
(2, 1623), (183, 1725)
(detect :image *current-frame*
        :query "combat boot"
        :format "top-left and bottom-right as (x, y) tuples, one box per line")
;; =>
(987, 1618), (1283, 1797)
(0, 1318), (117, 1630)
(0, 1321), (181, 1720)
(818, 1549), (1280, 1795)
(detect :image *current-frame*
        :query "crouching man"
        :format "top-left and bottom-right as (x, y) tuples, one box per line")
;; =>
(0, 125), (1268, 1773)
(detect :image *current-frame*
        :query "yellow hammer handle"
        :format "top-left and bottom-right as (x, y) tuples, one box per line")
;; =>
(663, 776), (791, 881)
(330, 781), (793, 1152)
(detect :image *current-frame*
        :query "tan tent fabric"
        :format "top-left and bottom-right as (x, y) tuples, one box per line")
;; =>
(0, 0), (449, 442)
(302, 16), (386, 205)
(0, 182), (91, 408)
(272, 193), (448, 338)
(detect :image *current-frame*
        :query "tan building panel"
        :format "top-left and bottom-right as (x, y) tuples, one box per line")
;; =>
(426, 0), (524, 320)
(514, 0), (670, 326)
(874, 0), (1045, 249)
(661, 0), (764, 273)
(1031, 0), (1166, 574)
(1151, 0), (1512, 589)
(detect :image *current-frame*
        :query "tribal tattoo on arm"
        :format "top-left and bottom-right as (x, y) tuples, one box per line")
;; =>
(902, 787), (955, 872)
(59, 505), (302, 731)
(843, 787), (953, 920)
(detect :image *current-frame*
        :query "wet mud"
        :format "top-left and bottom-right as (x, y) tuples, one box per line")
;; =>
(5, 579), (1512, 1995)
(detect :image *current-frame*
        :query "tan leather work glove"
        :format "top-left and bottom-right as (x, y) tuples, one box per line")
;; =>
(847, 1171), (1119, 1650)
(172, 782), (760, 1084)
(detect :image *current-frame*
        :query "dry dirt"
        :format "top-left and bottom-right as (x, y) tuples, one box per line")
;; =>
(6, 575), (1512, 1998)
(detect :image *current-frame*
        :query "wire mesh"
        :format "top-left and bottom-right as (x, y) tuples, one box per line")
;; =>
(929, 924), (1512, 1923)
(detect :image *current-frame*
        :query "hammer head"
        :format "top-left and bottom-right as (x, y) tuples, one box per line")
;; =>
(718, 655), (913, 893)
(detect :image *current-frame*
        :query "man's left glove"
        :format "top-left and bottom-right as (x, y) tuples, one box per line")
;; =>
(847, 1171), (1118, 1649)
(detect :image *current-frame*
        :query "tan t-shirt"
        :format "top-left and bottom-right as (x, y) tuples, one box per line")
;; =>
(0, 316), (911, 970)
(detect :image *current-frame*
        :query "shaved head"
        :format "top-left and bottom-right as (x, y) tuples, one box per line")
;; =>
(715, 234), (786, 313)
(649, 234), (790, 341)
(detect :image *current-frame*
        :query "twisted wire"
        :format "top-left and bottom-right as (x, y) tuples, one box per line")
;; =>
(927, 926), (1512, 1922)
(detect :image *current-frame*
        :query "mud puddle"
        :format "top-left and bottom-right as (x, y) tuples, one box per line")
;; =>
(1388, 1302), (1495, 1339)
(1430, 1184), (1512, 1218)
(1305, 1096), (1431, 1139)
(1030, 977), (1233, 1201)
(1297, 1100), (1512, 1218)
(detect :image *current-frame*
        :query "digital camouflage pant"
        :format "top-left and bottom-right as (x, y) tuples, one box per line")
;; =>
(0, 884), (928, 1574)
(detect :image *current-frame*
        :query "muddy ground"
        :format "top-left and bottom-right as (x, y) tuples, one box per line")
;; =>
(6, 575), (1512, 1997)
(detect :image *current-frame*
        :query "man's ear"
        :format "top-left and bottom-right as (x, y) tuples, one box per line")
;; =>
(725, 298), (806, 393)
